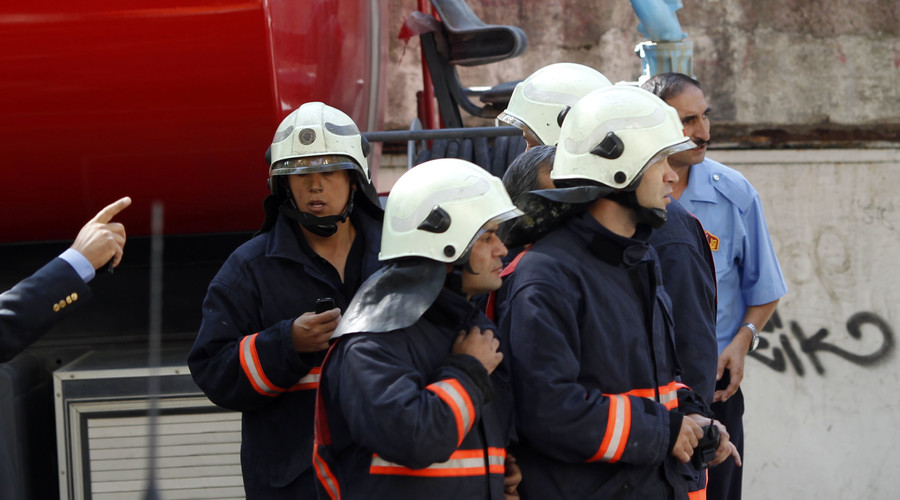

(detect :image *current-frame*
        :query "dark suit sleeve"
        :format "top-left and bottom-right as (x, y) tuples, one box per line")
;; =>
(0, 258), (92, 362)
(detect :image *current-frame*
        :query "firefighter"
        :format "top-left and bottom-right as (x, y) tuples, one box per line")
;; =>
(497, 62), (612, 149)
(188, 102), (383, 499)
(497, 86), (739, 499)
(314, 159), (522, 499)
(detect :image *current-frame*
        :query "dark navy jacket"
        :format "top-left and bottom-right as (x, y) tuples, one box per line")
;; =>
(315, 288), (514, 500)
(188, 211), (381, 499)
(0, 258), (92, 362)
(649, 198), (718, 404)
(498, 211), (710, 500)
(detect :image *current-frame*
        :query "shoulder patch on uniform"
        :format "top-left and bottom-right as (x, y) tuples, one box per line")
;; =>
(705, 231), (720, 252)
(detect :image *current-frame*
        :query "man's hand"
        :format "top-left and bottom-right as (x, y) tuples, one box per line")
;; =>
(71, 197), (131, 270)
(671, 415), (704, 464)
(504, 453), (522, 499)
(291, 308), (340, 352)
(452, 326), (503, 374)
(685, 414), (741, 467)
(714, 335), (749, 402)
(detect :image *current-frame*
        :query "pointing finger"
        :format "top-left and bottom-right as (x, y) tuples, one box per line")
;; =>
(92, 196), (132, 224)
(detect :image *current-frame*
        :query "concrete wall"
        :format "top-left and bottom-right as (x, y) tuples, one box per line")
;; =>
(716, 149), (900, 499)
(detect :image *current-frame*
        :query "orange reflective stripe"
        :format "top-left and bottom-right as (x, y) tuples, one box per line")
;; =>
(289, 367), (321, 391)
(688, 486), (707, 500)
(658, 381), (680, 410)
(239, 333), (285, 397)
(370, 448), (506, 477)
(426, 379), (475, 446)
(314, 443), (341, 500)
(486, 447), (507, 474)
(589, 394), (631, 463)
(622, 381), (681, 410)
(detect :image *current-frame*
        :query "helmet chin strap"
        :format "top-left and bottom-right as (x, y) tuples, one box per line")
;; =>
(606, 191), (668, 229)
(280, 189), (356, 237)
(444, 258), (477, 296)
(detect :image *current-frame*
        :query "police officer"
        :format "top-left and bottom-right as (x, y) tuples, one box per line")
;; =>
(188, 102), (383, 499)
(642, 73), (787, 500)
(498, 86), (738, 499)
(314, 159), (522, 499)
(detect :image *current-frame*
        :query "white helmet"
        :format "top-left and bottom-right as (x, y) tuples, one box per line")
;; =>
(381, 159), (521, 263)
(552, 86), (694, 190)
(269, 101), (371, 182)
(498, 63), (613, 146)
(268, 101), (380, 212)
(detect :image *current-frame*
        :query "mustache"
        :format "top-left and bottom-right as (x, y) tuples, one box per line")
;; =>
(692, 138), (711, 148)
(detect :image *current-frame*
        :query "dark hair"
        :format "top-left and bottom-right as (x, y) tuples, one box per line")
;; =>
(640, 72), (702, 102)
(502, 145), (556, 206)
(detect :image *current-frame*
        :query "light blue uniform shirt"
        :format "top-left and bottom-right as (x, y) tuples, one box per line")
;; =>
(678, 158), (787, 354)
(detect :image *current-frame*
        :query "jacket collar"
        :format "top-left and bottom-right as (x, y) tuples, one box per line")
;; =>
(265, 210), (382, 275)
(681, 160), (718, 205)
(567, 211), (653, 267)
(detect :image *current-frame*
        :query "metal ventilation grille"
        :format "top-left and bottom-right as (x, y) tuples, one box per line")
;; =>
(54, 350), (245, 500)
(84, 402), (243, 499)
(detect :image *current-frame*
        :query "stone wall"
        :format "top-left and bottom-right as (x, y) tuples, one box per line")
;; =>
(384, 0), (900, 145)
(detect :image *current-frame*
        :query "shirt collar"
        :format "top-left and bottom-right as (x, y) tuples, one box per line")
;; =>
(682, 160), (718, 204)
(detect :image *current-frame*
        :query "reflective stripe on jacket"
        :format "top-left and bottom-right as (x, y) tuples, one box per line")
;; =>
(315, 288), (513, 500)
(498, 212), (709, 499)
(188, 211), (381, 498)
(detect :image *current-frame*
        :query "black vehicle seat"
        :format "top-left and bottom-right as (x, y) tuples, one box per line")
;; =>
(419, 0), (528, 127)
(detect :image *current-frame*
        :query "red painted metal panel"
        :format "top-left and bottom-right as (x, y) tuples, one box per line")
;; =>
(0, 0), (385, 242)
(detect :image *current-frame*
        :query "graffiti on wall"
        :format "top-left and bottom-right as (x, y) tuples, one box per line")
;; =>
(750, 310), (895, 376)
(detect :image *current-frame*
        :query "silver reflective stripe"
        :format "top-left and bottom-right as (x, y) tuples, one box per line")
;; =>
(371, 455), (485, 471)
(297, 372), (320, 385)
(564, 106), (666, 154)
(390, 176), (490, 233)
(601, 395), (627, 461)
(487, 454), (505, 467)
(315, 451), (340, 499)
(522, 80), (582, 106)
(431, 380), (472, 433)
(241, 335), (280, 395)
(659, 390), (677, 406)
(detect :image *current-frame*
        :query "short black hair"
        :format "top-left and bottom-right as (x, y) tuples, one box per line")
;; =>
(640, 72), (702, 102)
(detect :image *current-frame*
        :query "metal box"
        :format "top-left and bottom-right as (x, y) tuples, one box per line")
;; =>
(54, 348), (243, 500)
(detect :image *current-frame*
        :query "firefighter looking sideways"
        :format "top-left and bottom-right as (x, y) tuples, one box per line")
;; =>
(188, 102), (383, 499)
(313, 159), (523, 499)
(496, 86), (740, 499)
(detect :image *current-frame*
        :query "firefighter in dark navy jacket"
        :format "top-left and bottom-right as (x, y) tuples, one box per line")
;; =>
(497, 86), (740, 499)
(314, 159), (523, 500)
(188, 102), (383, 499)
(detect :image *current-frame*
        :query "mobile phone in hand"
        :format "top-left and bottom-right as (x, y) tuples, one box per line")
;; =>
(315, 297), (335, 314)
